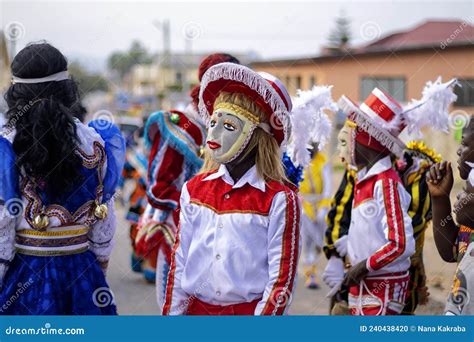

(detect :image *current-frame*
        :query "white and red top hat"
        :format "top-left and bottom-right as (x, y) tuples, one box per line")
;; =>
(198, 63), (292, 147)
(338, 77), (459, 156)
(339, 88), (406, 156)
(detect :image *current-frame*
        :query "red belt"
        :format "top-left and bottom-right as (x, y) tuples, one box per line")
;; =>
(186, 297), (261, 315)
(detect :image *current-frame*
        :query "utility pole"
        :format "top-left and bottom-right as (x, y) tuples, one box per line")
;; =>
(184, 36), (192, 94)
(163, 19), (171, 64)
(153, 19), (171, 65)
(153, 19), (171, 108)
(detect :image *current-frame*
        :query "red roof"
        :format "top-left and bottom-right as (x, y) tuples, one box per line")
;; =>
(251, 19), (474, 67)
(362, 20), (474, 51)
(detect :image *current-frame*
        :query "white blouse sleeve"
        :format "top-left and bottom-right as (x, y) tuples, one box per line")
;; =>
(0, 204), (18, 287)
(88, 199), (116, 263)
(255, 190), (301, 315)
(162, 183), (194, 315)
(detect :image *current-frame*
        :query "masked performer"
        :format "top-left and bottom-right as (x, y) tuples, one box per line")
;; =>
(135, 54), (239, 305)
(337, 88), (416, 316)
(0, 43), (125, 314)
(162, 63), (301, 315)
(324, 78), (458, 315)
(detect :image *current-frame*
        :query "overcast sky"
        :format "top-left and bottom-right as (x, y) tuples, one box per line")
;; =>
(1, 0), (473, 71)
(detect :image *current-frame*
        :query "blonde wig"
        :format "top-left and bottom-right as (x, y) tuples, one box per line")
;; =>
(200, 92), (287, 184)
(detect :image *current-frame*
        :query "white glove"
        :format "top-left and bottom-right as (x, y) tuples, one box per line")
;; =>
(322, 256), (345, 288)
(334, 235), (348, 257)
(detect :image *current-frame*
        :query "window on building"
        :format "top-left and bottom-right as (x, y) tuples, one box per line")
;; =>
(285, 75), (291, 89)
(360, 77), (406, 103)
(175, 72), (183, 86)
(295, 75), (302, 90)
(309, 76), (316, 87)
(454, 79), (474, 107)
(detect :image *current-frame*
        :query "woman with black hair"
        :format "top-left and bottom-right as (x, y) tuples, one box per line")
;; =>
(0, 43), (125, 315)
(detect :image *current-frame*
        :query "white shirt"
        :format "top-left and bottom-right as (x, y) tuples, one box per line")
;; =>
(162, 165), (302, 315)
(347, 156), (415, 276)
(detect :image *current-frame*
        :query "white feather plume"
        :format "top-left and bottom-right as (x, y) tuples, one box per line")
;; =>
(402, 77), (459, 137)
(288, 85), (336, 168)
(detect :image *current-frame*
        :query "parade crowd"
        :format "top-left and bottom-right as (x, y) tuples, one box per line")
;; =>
(0, 43), (472, 316)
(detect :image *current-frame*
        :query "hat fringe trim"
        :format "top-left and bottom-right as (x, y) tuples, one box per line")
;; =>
(338, 98), (405, 156)
(198, 63), (290, 146)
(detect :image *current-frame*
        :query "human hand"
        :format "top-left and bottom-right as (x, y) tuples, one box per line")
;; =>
(342, 260), (369, 287)
(426, 161), (454, 198)
(322, 256), (345, 288)
(334, 235), (348, 257)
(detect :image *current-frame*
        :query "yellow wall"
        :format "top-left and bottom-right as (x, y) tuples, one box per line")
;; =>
(253, 46), (473, 109)
(252, 46), (473, 174)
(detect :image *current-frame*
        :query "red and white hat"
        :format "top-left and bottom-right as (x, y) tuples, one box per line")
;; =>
(339, 77), (459, 156)
(338, 88), (406, 156)
(198, 63), (292, 147)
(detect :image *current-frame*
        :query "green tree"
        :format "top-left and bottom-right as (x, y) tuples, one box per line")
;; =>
(69, 61), (109, 95)
(327, 11), (352, 50)
(107, 40), (153, 78)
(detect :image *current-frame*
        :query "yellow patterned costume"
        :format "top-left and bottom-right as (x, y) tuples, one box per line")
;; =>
(300, 152), (332, 288)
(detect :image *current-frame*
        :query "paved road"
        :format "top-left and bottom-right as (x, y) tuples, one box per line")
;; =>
(107, 205), (444, 315)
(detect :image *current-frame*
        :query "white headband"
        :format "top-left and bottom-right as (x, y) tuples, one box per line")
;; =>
(11, 71), (69, 84)
(258, 122), (271, 134)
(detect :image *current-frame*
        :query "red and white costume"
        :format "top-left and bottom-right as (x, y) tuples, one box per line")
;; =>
(347, 155), (415, 315)
(338, 87), (416, 315)
(162, 165), (301, 315)
(134, 108), (205, 298)
(163, 63), (302, 315)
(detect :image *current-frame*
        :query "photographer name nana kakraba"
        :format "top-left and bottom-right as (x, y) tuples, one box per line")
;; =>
(418, 325), (466, 332)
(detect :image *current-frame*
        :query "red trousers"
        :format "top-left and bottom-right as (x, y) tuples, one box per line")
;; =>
(186, 297), (260, 315)
(349, 271), (410, 315)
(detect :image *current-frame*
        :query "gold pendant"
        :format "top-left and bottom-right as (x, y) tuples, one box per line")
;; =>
(94, 203), (108, 220)
(33, 214), (49, 230)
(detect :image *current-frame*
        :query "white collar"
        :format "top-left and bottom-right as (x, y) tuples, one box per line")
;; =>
(203, 164), (266, 192)
(357, 155), (392, 182)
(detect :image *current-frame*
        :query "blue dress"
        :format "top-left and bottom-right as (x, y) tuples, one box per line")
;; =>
(0, 119), (125, 315)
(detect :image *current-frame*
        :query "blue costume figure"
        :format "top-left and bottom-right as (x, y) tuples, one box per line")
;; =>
(0, 43), (125, 315)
